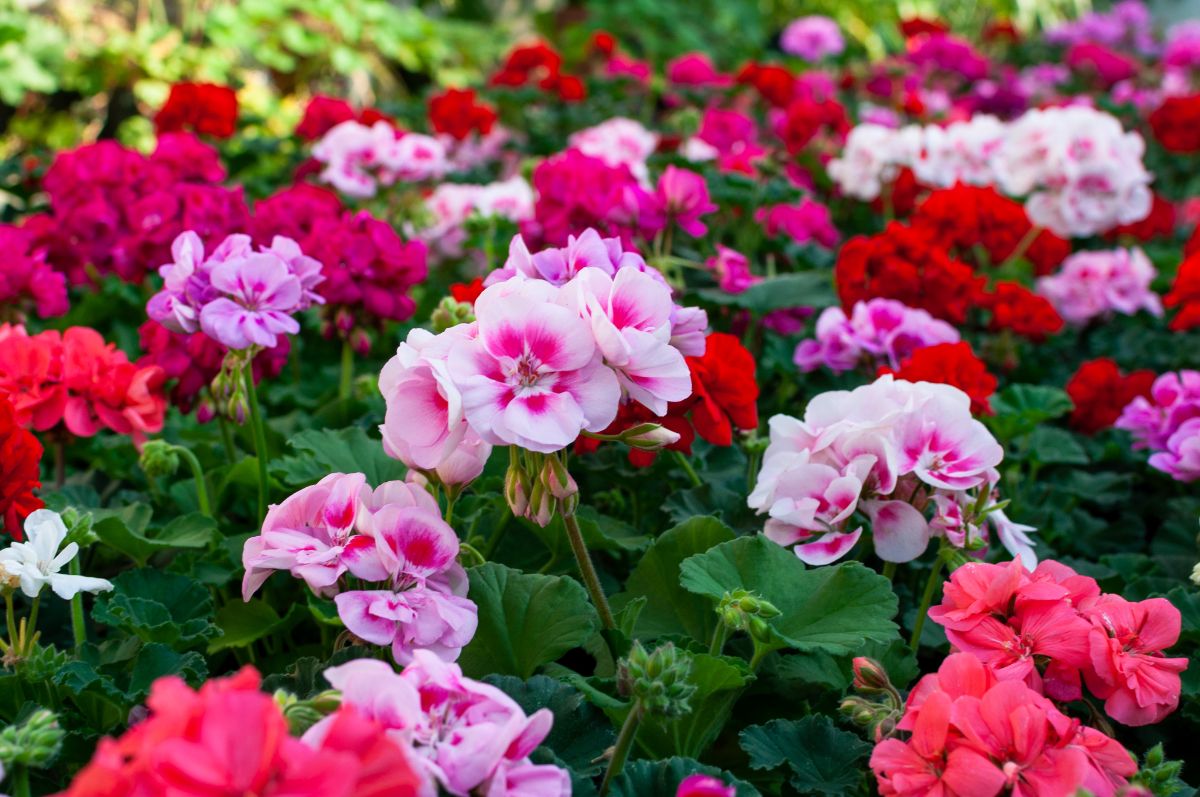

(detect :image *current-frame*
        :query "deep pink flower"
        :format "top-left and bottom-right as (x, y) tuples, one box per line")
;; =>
(0, 225), (68, 319)
(644, 166), (719, 237)
(755, 200), (840, 248)
(676, 774), (736, 797)
(666, 53), (732, 87)
(705, 245), (760, 294)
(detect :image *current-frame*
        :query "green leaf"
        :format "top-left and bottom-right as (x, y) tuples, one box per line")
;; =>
(484, 675), (615, 775)
(611, 517), (735, 642)
(128, 644), (208, 700)
(276, 427), (407, 487)
(94, 511), (217, 566)
(740, 716), (870, 795)
(209, 600), (283, 653)
(986, 384), (1074, 441)
(698, 272), (836, 313)
(610, 756), (760, 797)
(458, 563), (599, 679)
(637, 653), (754, 759)
(680, 536), (899, 655)
(92, 570), (219, 648)
(1023, 427), (1089, 466)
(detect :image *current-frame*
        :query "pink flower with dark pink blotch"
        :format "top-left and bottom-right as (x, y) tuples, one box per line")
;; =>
(644, 165), (719, 237)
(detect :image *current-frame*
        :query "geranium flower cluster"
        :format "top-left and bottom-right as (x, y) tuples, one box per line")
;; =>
(381, 229), (701, 475)
(1067, 358), (1156, 434)
(419, 177), (535, 259)
(931, 558), (1187, 726)
(59, 667), (428, 797)
(568, 117), (659, 184)
(830, 106), (1153, 238)
(491, 39), (586, 101)
(295, 95), (394, 141)
(793, 298), (960, 375)
(780, 15), (844, 61)
(0, 224), (69, 321)
(154, 81), (238, 138)
(0, 394), (43, 539)
(1116, 370), (1200, 482)
(870, 652), (1137, 797)
(881, 342), (998, 416)
(1036, 247), (1162, 325)
(0, 324), (165, 443)
(748, 375), (1033, 566)
(252, 184), (428, 338)
(317, 656), (571, 796)
(20, 133), (247, 284)
(1163, 246), (1200, 331)
(242, 473), (477, 664)
(147, 231), (324, 351)
(313, 120), (449, 198)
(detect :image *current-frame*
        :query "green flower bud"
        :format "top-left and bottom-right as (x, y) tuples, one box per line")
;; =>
(619, 422), (681, 451)
(139, 440), (181, 479)
(0, 709), (64, 768)
(431, 297), (475, 333)
(617, 641), (696, 718)
(717, 589), (780, 640)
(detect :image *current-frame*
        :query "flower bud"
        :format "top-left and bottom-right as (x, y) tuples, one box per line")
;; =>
(196, 400), (216, 424)
(540, 457), (578, 501)
(431, 297), (475, 333)
(335, 306), (355, 334)
(351, 328), (372, 356)
(504, 464), (530, 518)
(0, 709), (64, 768)
(717, 589), (780, 640)
(620, 422), (681, 451)
(840, 696), (878, 728)
(617, 641), (697, 718)
(851, 657), (892, 693)
(1191, 562), (1200, 587)
(139, 440), (181, 479)
(527, 480), (556, 528)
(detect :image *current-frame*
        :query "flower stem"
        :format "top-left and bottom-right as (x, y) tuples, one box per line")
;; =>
(909, 549), (947, 652)
(69, 559), (86, 651)
(12, 764), (30, 797)
(243, 365), (271, 523)
(4, 591), (17, 652)
(175, 445), (212, 517)
(600, 700), (643, 797)
(672, 450), (703, 489)
(563, 511), (616, 632)
(338, 338), (355, 400)
(708, 621), (729, 656)
(882, 562), (897, 582)
(999, 225), (1042, 270)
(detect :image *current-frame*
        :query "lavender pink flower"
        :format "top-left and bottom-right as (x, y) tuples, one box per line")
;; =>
(794, 298), (960, 374)
(1036, 247), (1163, 325)
(780, 15), (844, 61)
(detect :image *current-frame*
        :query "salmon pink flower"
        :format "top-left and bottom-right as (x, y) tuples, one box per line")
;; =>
(1082, 595), (1188, 726)
(448, 278), (620, 453)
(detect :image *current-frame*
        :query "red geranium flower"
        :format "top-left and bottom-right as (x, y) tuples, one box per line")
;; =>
(882, 341), (998, 415)
(981, 281), (1064, 341)
(779, 96), (849, 154)
(736, 62), (797, 107)
(1066, 358), (1156, 434)
(154, 82), (238, 139)
(449, 278), (485, 306)
(900, 17), (949, 38)
(835, 222), (983, 324)
(1149, 95), (1200, 154)
(1164, 250), (1200, 330)
(0, 393), (43, 540)
(427, 88), (498, 141)
(687, 332), (759, 446)
(1108, 192), (1177, 243)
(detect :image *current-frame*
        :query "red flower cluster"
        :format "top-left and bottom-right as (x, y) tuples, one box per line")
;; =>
(1107, 191), (1176, 242)
(1163, 249), (1200, 330)
(0, 324), (165, 443)
(154, 82), (238, 139)
(1066, 358), (1156, 434)
(137, 322), (289, 419)
(578, 333), (759, 467)
(871, 652), (1135, 797)
(932, 558), (1188, 726)
(911, 185), (1070, 275)
(25, 133), (247, 284)
(60, 667), (425, 797)
(0, 394), (43, 540)
(835, 222), (983, 324)
(428, 88), (498, 141)
(491, 41), (585, 101)
(980, 281), (1064, 341)
(252, 185), (428, 333)
(294, 96), (394, 141)
(736, 62), (796, 107)
(882, 342), (997, 414)
(1149, 94), (1200, 154)
(449, 278), (485, 305)
(778, 96), (849, 155)
(0, 224), (68, 320)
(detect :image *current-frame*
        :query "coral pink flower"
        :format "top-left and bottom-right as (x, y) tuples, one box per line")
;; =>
(1082, 595), (1188, 726)
(448, 278), (620, 453)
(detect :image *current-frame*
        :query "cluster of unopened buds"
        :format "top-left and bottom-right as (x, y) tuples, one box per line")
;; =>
(840, 657), (904, 742)
(617, 640), (697, 718)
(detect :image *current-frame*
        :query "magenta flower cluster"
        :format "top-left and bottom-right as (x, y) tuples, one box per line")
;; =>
(793, 298), (960, 374)
(1117, 370), (1200, 482)
(242, 473), (478, 664)
(147, 231), (323, 350)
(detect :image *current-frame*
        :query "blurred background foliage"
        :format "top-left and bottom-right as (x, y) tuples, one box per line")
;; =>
(0, 0), (1169, 152)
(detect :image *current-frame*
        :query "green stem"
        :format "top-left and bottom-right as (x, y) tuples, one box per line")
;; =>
(910, 550), (947, 652)
(708, 622), (730, 657)
(444, 492), (457, 527)
(12, 764), (30, 797)
(600, 701), (643, 796)
(339, 338), (355, 400)
(672, 450), (703, 489)
(243, 365), (271, 523)
(749, 641), (770, 672)
(563, 512), (616, 632)
(176, 446), (212, 517)
(998, 224), (1042, 271)
(882, 562), (897, 582)
(217, 413), (238, 464)
(4, 591), (16, 651)
(69, 559), (86, 651)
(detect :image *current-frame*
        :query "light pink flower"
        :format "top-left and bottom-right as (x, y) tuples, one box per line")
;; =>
(568, 117), (659, 184)
(563, 267), (691, 414)
(448, 278), (620, 453)
(780, 15), (844, 61)
(335, 585), (477, 664)
(794, 298), (960, 374)
(894, 389), (1003, 491)
(1036, 247), (1162, 325)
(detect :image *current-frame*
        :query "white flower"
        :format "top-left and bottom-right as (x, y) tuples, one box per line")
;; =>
(0, 510), (113, 600)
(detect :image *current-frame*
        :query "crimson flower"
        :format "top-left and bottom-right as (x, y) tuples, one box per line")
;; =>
(0, 394), (43, 540)
(154, 82), (238, 139)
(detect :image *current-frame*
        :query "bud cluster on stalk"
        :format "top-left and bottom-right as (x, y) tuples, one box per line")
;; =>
(840, 657), (903, 742)
(617, 641), (697, 718)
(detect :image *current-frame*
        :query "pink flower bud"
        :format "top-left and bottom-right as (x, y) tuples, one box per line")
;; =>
(676, 774), (735, 797)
